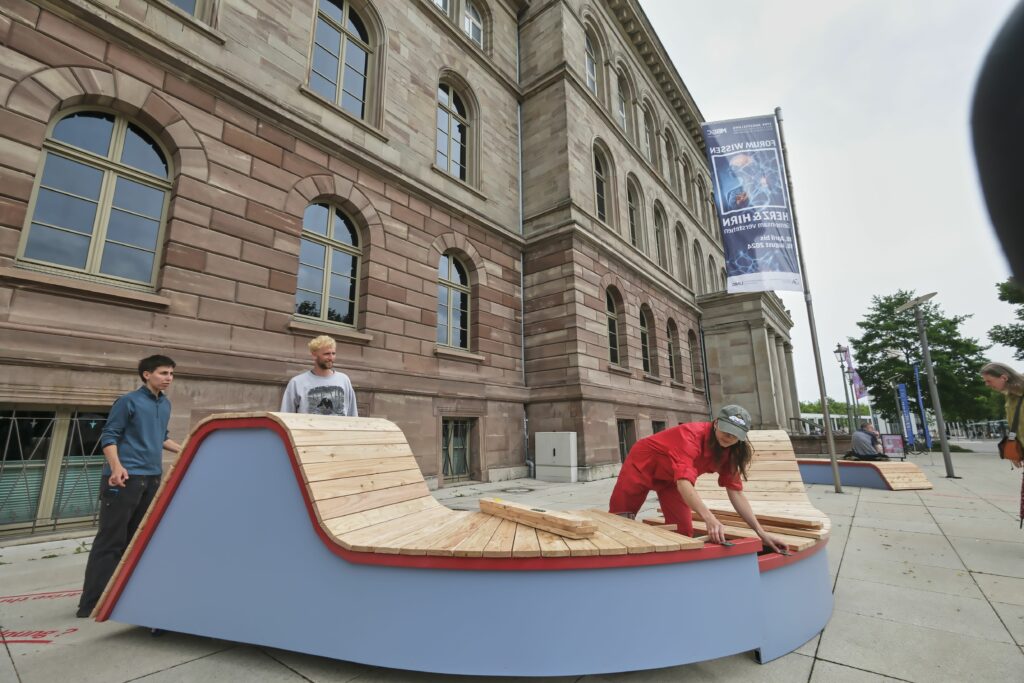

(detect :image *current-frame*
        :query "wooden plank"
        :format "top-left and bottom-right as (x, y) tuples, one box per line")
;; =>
(451, 515), (504, 557)
(512, 524), (542, 558)
(535, 529), (572, 557)
(561, 536), (601, 557)
(586, 509), (704, 551)
(275, 415), (402, 431)
(309, 469), (427, 500)
(583, 529), (630, 556)
(641, 519), (678, 531)
(575, 511), (657, 554)
(296, 443), (415, 463)
(303, 457), (422, 482)
(338, 507), (453, 552)
(316, 482), (430, 520)
(290, 431), (413, 446)
(689, 520), (817, 552)
(323, 496), (441, 536)
(479, 498), (596, 536)
(392, 512), (477, 556)
(482, 518), (519, 558)
(709, 510), (824, 530)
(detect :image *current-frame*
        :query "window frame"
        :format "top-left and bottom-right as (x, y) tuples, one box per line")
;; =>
(462, 0), (485, 48)
(626, 178), (643, 250)
(437, 252), (472, 350)
(667, 320), (681, 382)
(306, 0), (377, 123)
(584, 31), (601, 97)
(606, 288), (621, 366)
(294, 201), (363, 328)
(640, 307), (652, 374)
(593, 147), (610, 224)
(436, 80), (474, 184)
(17, 108), (173, 291)
(653, 205), (668, 270)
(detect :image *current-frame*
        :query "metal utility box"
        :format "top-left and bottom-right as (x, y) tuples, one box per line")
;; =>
(534, 432), (578, 483)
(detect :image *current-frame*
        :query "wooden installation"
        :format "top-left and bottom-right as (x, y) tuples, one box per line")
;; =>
(93, 415), (833, 676)
(797, 458), (933, 490)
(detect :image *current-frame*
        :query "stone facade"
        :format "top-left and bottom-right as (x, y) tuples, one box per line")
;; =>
(0, 0), (795, 533)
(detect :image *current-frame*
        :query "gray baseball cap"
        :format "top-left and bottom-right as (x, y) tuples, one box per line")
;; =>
(717, 405), (752, 441)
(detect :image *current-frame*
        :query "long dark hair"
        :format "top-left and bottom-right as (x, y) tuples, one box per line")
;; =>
(709, 420), (754, 480)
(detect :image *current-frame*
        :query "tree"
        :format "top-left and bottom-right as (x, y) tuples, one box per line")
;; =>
(989, 279), (1024, 360)
(798, 399), (869, 416)
(848, 290), (995, 424)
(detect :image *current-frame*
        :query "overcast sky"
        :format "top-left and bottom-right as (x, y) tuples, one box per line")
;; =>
(639, 0), (1019, 405)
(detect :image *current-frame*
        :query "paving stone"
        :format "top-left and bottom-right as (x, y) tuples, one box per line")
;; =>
(843, 527), (964, 571)
(579, 651), (813, 682)
(809, 659), (902, 682)
(261, 648), (372, 682)
(990, 601), (1024, 647)
(973, 573), (1024, 606)
(851, 515), (942, 535)
(838, 555), (981, 598)
(817, 610), (1022, 682)
(934, 518), (1024, 543)
(948, 537), (1024, 579)
(833, 577), (1010, 642)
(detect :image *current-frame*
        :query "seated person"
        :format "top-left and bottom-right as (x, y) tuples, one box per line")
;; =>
(845, 421), (888, 461)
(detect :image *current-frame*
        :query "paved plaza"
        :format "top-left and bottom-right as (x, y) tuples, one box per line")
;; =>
(2, 441), (1022, 682)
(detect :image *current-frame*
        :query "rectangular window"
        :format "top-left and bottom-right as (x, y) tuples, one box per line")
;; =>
(442, 418), (473, 483)
(652, 421), (666, 434)
(1, 407), (109, 535)
(616, 419), (635, 463)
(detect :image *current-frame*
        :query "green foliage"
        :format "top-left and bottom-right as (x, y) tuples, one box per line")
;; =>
(848, 290), (995, 424)
(988, 279), (1024, 361)
(798, 399), (870, 416)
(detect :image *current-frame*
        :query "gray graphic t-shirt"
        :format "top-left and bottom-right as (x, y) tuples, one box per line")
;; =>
(280, 371), (358, 416)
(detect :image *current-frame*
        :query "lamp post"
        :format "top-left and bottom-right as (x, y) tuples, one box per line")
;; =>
(834, 344), (856, 433)
(895, 293), (958, 478)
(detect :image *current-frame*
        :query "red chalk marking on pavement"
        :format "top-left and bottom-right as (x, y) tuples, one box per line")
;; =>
(0, 589), (81, 604)
(0, 627), (78, 645)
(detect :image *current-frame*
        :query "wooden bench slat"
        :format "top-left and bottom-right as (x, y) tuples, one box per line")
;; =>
(309, 469), (427, 501)
(512, 524), (542, 558)
(316, 482), (431, 521)
(482, 518), (519, 558)
(324, 496), (441, 536)
(451, 514), (505, 557)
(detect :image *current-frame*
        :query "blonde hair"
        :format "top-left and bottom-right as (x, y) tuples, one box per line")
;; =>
(308, 335), (337, 353)
(981, 362), (1024, 395)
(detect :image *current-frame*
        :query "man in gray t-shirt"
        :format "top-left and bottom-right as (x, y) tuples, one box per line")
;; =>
(281, 335), (358, 416)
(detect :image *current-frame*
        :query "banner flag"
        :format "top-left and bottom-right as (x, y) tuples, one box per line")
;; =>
(914, 364), (933, 449)
(844, 347), (868, 400)
(700, 115), (804, 293)
(897, 383), (915, 445)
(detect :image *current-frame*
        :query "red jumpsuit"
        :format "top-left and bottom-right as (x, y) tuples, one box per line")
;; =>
(608, 422), (743, 536)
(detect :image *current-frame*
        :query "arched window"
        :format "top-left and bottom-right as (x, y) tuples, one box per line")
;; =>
(674, 224), (689, 286)
(626, 178), (643, 249)
(653, 204), (668, 270)
(667, 319), (681, 382)
(584, 30), (601, 97)
(437, 81), (471, 182)
(606, 288), (621, 365)
(593, 145), (611, 223)
(640, 305), (658, 375)
(463, 1), (484, 47)
(708, 255), (717, 292)
(664, 129), (681, 193)
(309, 0), (374, 120)
(688, 329), (704, 390)
(721, 267), (728, 291)
(433, 0), (450, 14)
(19, 110), (171, 286)
(296, 202), (361, 326)
(697, 178), (709, 226)
(615, 71), (632, 136)
(641, 104), (657, 169)
(692, 240), (705, 295)
(681, 155), (693, 206)
(438, 253), (470, 349)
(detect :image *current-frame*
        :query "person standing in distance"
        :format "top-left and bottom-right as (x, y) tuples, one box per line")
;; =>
(281, 335), (358, 416)
(77, 355), (181, 618)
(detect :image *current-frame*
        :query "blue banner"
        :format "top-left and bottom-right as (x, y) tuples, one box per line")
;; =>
(700, 115), (803, 293)
(914, 364), (933, 448)
(897, 383), (915, 446)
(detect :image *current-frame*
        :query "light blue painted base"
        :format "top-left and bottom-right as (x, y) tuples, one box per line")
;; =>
(757, 548), (833, 662)
(110, 427), (832, 676)
(799, 461), (889, 489)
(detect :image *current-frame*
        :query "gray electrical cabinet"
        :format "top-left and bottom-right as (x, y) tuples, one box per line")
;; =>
(534, 432), (578, 483)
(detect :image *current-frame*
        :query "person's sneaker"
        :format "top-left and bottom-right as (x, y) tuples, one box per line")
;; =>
(75, 606), (93, 618)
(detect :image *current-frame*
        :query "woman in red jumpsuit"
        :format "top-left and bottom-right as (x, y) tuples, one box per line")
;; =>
(609, 405), (786, 553)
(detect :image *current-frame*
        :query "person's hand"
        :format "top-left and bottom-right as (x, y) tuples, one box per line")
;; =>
(705, 516), (727, 544)
(759, 532), (787, 554)
(108, 465), (129, 487)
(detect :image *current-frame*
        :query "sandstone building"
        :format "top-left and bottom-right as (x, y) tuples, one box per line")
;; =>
(0, 0), (799, 535)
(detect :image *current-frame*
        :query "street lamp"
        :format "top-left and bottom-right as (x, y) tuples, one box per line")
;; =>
(895, 292), (958, 478)
(833, 344), (856, 433)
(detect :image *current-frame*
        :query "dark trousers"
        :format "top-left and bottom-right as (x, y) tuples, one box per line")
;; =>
(78, 474), (161, 614)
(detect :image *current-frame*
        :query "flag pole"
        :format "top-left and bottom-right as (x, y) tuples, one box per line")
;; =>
(775, 107), (843, 493)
